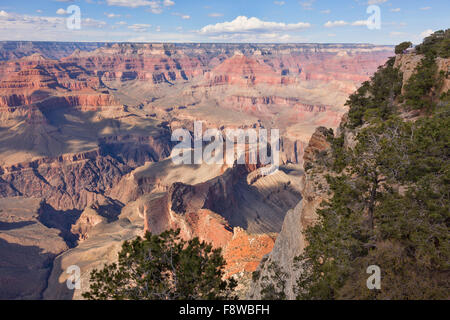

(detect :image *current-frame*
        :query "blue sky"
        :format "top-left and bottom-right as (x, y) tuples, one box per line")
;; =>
(0, 0), (448, 44)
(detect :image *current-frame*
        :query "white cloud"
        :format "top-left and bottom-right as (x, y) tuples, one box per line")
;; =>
(105, 13), (121, 18)
(274, 1), (285, 5)
(107, 0), (156, 7)
(0, 10), (202, 42)
(324, 20), (371, 28)
(36, 10), (43, 14)
(368, 0), (387, 4)
(163, 0), (175, 6)
(420, 29), (433, 38)
(420, 7), (431, 10)
(199, 16), (310, 35)
(352, 20), (369, 26)
(56, 8), (66, 15)
(203, 32), (303, 43)
(116, 21), (127, 25)
(299, 0), (315, 10)
(83, 18), (107, 28)
(172, 12), (190, 20)
(128, 23), (151, 32)
(320, 9), (331, 14)
(390, 31), (407, 37)
(208, 13), (223, 18)
(106, 0), (171, 14)
(0, 12), (114, 41)
(390, 8), (401, 12)
(324, 20), (348, 28)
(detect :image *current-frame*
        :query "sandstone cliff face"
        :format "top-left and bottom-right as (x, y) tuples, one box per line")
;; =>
(248, 127), (333, 299)
(0, 54), (120, 109)
(394, 52), (450, 95)
(0, 197), (68, 299)
(0, 131), (173, 211)
(42, 163), (300, 299)
(249, 50), (450, 299)
(0, 41), (107, 61)
(0, 42), (394, 299)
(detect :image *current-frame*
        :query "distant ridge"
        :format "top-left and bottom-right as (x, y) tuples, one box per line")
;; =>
(0, 41), (394, 62)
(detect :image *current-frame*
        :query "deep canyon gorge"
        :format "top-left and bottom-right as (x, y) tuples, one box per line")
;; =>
(0, 41), (394, 299)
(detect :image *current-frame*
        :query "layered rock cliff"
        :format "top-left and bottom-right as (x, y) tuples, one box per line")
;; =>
(249, 34), (450, 299)
(0, 41), (394, 299)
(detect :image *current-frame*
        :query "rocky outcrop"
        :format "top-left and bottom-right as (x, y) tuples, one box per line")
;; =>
(0, 41), (107, 61)
(248, 127), (333, 299)
(0, 42), (394, 300)
(0, 197), (68, 299)
(0, 131), (173, 211)
(42, 164), (294, 299)
(0, 54), (119, 108)
(395, 51), (450, 95)
(249, 48), (450, 299)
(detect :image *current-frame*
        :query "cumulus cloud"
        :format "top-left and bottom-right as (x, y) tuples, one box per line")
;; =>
(420, 7), (432, 10)
(83, 18), (107, 28)
(324, 20), (371, 28)
(390, 8), (401, 12)
(172, 12), (190, 20)
(420, 29), (433, 38)
(106, 0), (173, 14)
(324, 20), (348, 27)
(198, 16), (310, 35)
(128, 23), (152, 32)
(0, 10), (197, 42)
(105, 13), (121, 18)
(390, 31), (407, 37)
(204, 32), (294, 43)
(274, 1), (285, 5)
(56, 8), (67, 15)
(0, 11), (112, 41)
(352, 20), (369, 26)
(299, 0), (315, 10)
(368, 0), (387, 4)
(163, 0), (175, 6)
(107, 0), (156, 7)
(208, 13), (223, 18)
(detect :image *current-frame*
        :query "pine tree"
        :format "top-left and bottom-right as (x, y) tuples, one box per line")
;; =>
(295, 31), (449, 300)
(83, 229), (237, 300)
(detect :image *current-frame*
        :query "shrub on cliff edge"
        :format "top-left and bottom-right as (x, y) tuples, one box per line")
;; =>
(83, 229), (236, 300)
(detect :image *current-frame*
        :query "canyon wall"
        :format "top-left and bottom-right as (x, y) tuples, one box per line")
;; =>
(0, 42), (393, 299)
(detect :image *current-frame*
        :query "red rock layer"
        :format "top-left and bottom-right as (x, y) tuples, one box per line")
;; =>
(0, 54), (117, 108)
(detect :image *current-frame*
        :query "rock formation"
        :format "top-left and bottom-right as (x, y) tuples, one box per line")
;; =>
(249, 45), (450, 299)
(0, 42), (393, 299)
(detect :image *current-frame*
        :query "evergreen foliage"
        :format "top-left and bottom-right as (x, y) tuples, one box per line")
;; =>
(83, 229), (237, 300)
(395, 41), (412, 54)
(295, 32), (450, 300)
(346, 57), (403, 128)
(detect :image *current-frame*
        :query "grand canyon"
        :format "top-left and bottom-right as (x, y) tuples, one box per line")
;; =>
(0, 41), (395, 299)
